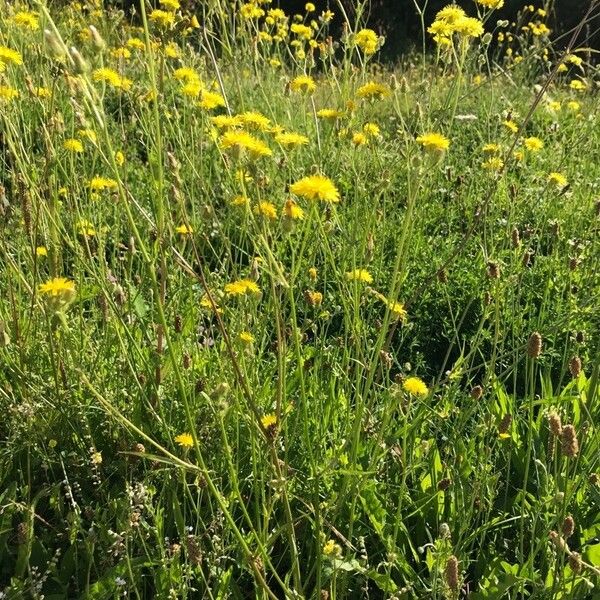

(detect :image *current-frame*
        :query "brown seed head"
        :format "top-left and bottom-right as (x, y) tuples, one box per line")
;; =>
(445, 555), (459, 594)
(527, 332), (543, 359)
(561, 424), (579, 458)
(498, 413), (512, 435)
(511, 227), (521, 248)
(470, 385), (483, 400)
(569, 356), (582, 378)
(487, 261), (500, 279)
(568, 552), (582, 573)
(548, 412), (562, 437)
(562, 516), (575, 538)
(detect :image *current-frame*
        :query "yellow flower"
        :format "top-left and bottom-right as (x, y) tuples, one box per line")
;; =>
(0, 86), (19, 101)
(33, 87), (51, 98)
(238, 111), (271, 130)
(305, 2), (316, 12)
(475, 0), (504, 8)
(354, 28), (379, 55)
(211, 114), (242, 129)
(219, 130), (272, 160)
(454, 16), (484, 38)
(352, 132), (368, 146)
(317, 108), (344, 120)
(483, 143), (501, 154)
(435, 5), (466, 23)
(363, 123), (380, 137)
(416, 132), (450, 153)
(346, 269), (373, 284)
(126, 37), (145, 50)
(261, 413), (277, 429)
(323, 540), (342, 557)
(175, 433), (194, 448)
(356, 82), (391, 100)
(567, 100), (580, 112)
(12, 11), (40, 30)
(115, 150), (125, 166)
(36, 246), (48, 257)
(38, 277), (76, 299)
(482, 157), (504, 171)
(111, 47), (131, 60)
(159, 0), (180, 10)
(569, 79), (586, 91)
(402, 376), (429, 396)
(240, 331), (255, 344)
(175, 224), (193, 235)
(254, 201), (278, 220)
(0, 46), (23, 65)
(198, 90), (226, 110)
(149, 9), (175, 27)
(308, 267), (317, 280)
(275, 131), (309, 149)
(290, 75), (316, 95)
(63, 138), (84, 153)
(290, 174), (340, 203)
(76, 219), (96, 237)
(291, 23), (313, 40)
(523, 137), (543, 152)
(240, 3), (265, 19)
(78, 129), (97, 143)
(548, 172), (567, 188)
(92, 67), (132, 91)
(304, 290), (323, 306)
(283, 198), (305, 220)
(89, 176), (118, 191)
(225, 279), (261, 296)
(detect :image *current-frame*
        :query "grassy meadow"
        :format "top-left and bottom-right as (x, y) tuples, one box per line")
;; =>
(1, 0), (600, 597)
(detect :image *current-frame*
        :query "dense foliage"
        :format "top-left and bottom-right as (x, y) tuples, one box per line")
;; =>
(1, 0), (599, 598)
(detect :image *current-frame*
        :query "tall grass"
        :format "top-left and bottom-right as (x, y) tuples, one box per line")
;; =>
(0, 0), (599, 597)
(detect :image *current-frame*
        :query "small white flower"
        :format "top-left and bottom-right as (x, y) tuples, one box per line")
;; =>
(115, 577), (126, 586)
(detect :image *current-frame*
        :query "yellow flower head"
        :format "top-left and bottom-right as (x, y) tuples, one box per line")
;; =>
(523, 136), (543, 152)
(63, 138), (84, 153)
(290, 174), (340, 203)
(149, 9), (175, 27)
(219, 130), (272, 160)
(38, 277), (76, 311)
(416, 132), (450, 153)
(175, 433), (194, 448)
(240, 331), (255, 344)
(175, 224), (193, 235)
(475, 0), (504, 9)
(275, 131), (309, 149)
(89, 176), (118, 191)
(346, 269), (373, 284)
(261, 413), (277, 429)
(354, 29), (379, 55)
(290, 75), (316, 95)
(254, 201), (278, 220)
(402, 376), (429, 396)
(283, 198), (305, 220)
(0, 46), (23, 66)
(356, 81), (391, 100)
(548, 172), (567, 188)
(225, 279), (261, 296)
(12, 11), (40, 30)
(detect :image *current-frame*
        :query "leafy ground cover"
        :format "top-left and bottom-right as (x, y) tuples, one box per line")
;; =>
(1, 0), (599, 598)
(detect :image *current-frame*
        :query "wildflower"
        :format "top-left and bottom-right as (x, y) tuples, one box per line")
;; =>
(402, 376), (429, 396)
(275, 132), (309, 149)
(356, 81), (391, 100)
(323, 539), (342, 557)
(0, 46), (23, 66)
(503, 119), (518, 133)
(33, 87), (51, 98)
(482, 157), (504, 171)
(92, 67), (132, 91)
(454, 16), (484, 38)
(127, 37), (145, 50)
(352, 132), (368, 146)
(0, 86), (19, 101)
(435, 5), (466, 24)
(38, 277), (76, 309)
(239, 331), (254, 344)
(149, 9), (175, 27)
(416, 132), (450, 154)
(78, 129), (97, 143)
(290, 174), (340, 203)
(63, 138), (84, 153)
(560, 424), (579, 457)
(219, 130), (272, 160)
(445, 556), (460, 596)
(304, 290), (323, 306)
(36, 246), (48, 257)
(305, 3), (316, 12)
(175, 224), (193, 235)
(290, 75), (316, 95)
(115, 151), (125, 166)
(548, 172), (568, 188)
(211, 114), (242, 129)
(483, 143), (501, 154)
(261, 413), (277, 429)
(254, 201), (278, 220)
(308, 267), (317, 280)
(476, 0), (504, 8)
(240, 3), (265, 19)
(569, 79), (586, 91)
(89, 176), (118, 191)
(238, 111), (271, 130)
(567, 100), (580, 112)
(159, 0), (180, 10)
(363, 123), (380, 137)
(529, 21), (550, 36)
(175, 433), (194, 448)
(12, 11), (40, 30)
(291, 23), (313, 40)
(524, 136), (543, 152)
(354, 29), (379, 55)
(317, 108), (344, 120)
(346, 269), (373, 283)
(283, 198), (305, 219)
(91, 451), (102, 465)
(198, 90), (226, 110)
(76, 220), (96, 237)
(225, 279), (261, 296)
(231, 194), (250, 206)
